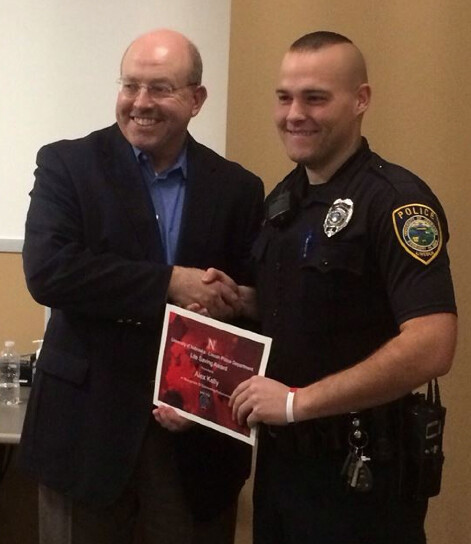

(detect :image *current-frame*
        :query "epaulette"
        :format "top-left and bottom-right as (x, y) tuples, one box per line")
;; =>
(367, 153), (426, 195)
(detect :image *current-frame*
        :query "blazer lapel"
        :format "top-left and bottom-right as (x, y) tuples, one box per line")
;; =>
(100, 125), (165, 262)
(176, 137), (222, 265)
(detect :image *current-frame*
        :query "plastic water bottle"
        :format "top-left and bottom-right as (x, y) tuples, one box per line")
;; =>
(0, 340), (21, 405)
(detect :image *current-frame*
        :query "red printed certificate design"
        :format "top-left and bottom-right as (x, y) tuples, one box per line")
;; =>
(154, 304), (272, 445)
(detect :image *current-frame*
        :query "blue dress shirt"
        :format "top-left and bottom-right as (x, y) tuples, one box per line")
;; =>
(134, 146), (188, 265)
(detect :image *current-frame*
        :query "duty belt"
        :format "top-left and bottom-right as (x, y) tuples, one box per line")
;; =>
(263, 401), (401, 462)
(263, 416), (349, 459)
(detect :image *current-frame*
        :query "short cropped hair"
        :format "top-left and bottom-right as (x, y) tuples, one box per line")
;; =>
(289, 31), (367, 83)
(290, 31), (353, 51)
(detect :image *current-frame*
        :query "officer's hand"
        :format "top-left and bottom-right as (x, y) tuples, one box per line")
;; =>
(168, 266), (239, 321)
(152, 405), (195, 432)
(185, 303), (210, 317)
(229, 375), (291, 427)
(202, 268), (258, 320)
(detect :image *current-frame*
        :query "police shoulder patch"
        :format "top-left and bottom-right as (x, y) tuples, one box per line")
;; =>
(392, 203), (442, 265)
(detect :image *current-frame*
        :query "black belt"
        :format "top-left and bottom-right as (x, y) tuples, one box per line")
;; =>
(262, 401), (402, 462)
(262, 416), (349, 459)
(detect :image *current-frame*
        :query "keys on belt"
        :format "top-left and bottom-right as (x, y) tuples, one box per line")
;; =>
(341, 414), (373, 492)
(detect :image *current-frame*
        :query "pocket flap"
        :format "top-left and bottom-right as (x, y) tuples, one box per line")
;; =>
(302, 242), (365, 275)
(36, 344), (89, 385)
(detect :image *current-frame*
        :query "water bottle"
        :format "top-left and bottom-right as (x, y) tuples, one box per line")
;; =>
(0, 340), (21, 405)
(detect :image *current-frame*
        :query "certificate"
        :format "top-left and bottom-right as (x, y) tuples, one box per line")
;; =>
(154, 304), (272, 445)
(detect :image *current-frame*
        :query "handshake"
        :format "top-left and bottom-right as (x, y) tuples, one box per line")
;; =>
(167, 266), (258, 322)
(156, 266), (269, 433)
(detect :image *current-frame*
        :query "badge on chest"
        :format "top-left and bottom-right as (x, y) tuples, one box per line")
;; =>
(324, 198), (354, 238)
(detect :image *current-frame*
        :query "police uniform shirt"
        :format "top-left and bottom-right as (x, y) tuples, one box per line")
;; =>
(254, 138), (456, 388)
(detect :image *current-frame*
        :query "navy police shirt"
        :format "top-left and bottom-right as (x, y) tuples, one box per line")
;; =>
(254, 139), (456, 387)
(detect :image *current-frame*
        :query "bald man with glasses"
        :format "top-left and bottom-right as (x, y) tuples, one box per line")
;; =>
(19, 28), (264, 544)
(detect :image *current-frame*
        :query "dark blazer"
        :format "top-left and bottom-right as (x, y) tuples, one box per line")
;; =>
(19, 124), (264, 518)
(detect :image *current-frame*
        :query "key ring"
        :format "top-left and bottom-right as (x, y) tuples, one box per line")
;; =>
(348, 425), (369, 450)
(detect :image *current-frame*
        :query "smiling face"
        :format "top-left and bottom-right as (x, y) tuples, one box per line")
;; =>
(116, 30), (207, 171)
(274, 44), (370, 182)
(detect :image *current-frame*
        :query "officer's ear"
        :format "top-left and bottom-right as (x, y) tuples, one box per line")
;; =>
(355, 83), (371, 116)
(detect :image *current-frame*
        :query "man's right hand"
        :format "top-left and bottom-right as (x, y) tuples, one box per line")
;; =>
(168, 266), (240, 321)
(201, 268), (259, 320)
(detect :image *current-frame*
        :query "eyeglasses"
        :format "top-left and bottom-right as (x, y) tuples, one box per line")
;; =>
(117, 78), (198, 100)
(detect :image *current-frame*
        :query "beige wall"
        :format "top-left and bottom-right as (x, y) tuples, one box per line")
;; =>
(0, 253), (43, 355)
(227, 1), (471, 543)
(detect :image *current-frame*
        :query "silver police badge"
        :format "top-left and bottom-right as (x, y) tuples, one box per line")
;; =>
(324, 198), (354, 237)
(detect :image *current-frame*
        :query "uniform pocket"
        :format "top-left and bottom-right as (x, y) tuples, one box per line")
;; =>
(300, 242), (368, 333)
(301, 241), (365, 276)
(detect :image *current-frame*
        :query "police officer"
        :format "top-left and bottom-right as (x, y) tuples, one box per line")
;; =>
(226, 31), (457, 543)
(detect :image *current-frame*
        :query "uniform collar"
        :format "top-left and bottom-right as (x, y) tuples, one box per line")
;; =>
(298, 138), (372, 206)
